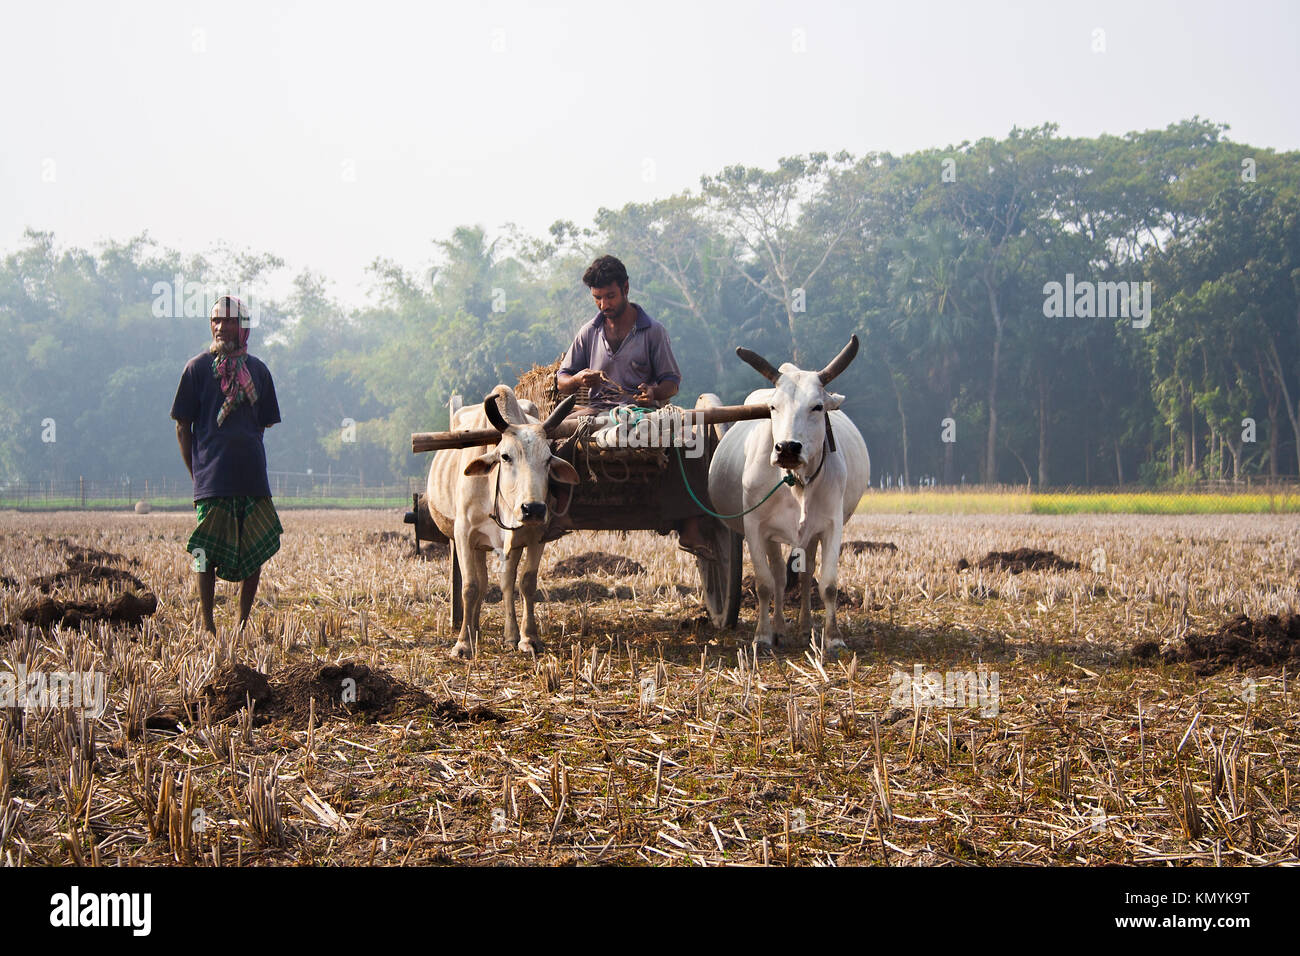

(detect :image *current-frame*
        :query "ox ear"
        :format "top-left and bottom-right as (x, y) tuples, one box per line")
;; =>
(464, 450), (499, 477)
(824, 392), (845, 411)
(548, 456), (580, 485)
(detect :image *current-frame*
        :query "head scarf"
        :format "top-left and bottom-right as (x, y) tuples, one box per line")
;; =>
(208, 296), (259, 427)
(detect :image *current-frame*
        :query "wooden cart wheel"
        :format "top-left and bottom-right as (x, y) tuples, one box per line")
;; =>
(450, 539), (464, 630)
(698, 520), (743, 628)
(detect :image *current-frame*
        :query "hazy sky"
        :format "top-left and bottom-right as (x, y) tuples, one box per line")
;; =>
(4, 0), (1298, 307)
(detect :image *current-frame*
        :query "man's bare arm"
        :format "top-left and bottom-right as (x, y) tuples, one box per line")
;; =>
(175, 420), (194, 478)
(557, 368), (606, 395)
(634, 379), (679, 406)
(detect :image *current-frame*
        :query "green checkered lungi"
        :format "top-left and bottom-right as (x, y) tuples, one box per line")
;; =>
(186, 496), (283, 582)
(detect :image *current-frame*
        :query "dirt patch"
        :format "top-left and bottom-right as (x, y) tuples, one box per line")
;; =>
(417, 542), (450, 560)
(201, 662), (275, 718)
(957, 548), (1080, 574)
(370, 531), (406, 544)
(0, 575), (17, 589)
(49, 539), (139, 566)
(19, 591), (158, 628)
(843, 540), (898, 554)
(1149, 614), (1300, 675)
(29, 560), (147, 592)
(553, 551), (645, 577)
(272, 661), (434, 725)
(542, 581), (615, 603)
(193, 659), (504, 729)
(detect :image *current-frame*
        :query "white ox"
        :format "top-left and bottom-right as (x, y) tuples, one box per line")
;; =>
(707, 336), (869, 647)
(426, 386), (578, 659)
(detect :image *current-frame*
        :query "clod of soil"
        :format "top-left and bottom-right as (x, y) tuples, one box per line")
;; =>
(553, 551), (646, 577)
(957, 548), (1080, 574)
(29, 560), (147, 592)
(19, 591), (158, 627)
(842, 540), (898, 554)
(1171, 613), (1300, 675)
(192, 659), (503, 729)
(542, 581), (615, 602)
(202, 663), (275, 718)
(50, 539), (139, 566)
(0, 575), (17, 589)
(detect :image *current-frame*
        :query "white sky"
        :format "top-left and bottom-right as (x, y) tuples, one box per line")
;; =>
(4, 0), (1298, 307)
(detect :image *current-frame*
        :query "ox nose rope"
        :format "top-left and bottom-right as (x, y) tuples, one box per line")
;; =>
(672, 411), (835, 519)
(674, 444), (795, 520)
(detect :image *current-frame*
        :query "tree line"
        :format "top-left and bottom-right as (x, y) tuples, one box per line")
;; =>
(2, 118), (1298, 490)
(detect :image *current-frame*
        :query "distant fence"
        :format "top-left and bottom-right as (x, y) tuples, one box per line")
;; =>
(0, 475), (424, 510)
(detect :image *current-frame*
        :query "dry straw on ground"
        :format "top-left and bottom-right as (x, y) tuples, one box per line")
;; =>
(1, 509), (1297, 866)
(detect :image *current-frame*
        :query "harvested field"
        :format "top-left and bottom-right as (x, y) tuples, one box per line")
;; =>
(1, 509), (1298, 866)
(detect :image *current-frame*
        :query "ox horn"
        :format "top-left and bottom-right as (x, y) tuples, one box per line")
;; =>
(541, 394), (577, 436)
(818, 334), (860, 385)
(484, 394), (510, 432)
(736, 347), (781, 384)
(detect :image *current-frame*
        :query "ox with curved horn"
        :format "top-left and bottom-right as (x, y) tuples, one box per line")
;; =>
(425, 385), (580, 660)
(708, 335), (870, 650)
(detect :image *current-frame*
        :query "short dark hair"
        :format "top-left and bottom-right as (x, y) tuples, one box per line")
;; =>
(583, 255), (629, 290)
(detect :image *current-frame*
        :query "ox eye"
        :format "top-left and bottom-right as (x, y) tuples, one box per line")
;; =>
(500, 453), (512, 463)
(813, 403), (824, 412)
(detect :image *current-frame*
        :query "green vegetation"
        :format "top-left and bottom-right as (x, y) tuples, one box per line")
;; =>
(3, 119), (1299, 493)
(859, 489), (1300, 514)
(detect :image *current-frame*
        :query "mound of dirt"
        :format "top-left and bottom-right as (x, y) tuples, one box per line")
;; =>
(50, 539), (139, 566)
(273, 661), (433, 725)
(0, 575), (17, 589)
(957, 548), (1079, 574)
(29, 560), (147, 592)
(417, 542), (450, 560)
(19, 591), (157, 627)
(542, 580), (613, 603)
(842, 540), (898, 554)
(553, 551), (645, 577)
(1160, 614), (1300, 675)
(370, 531), (405, 544)
(202, 662), (275, 718)
(193, 659), (503, 729)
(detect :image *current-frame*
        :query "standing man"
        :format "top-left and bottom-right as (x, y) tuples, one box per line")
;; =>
(557, 256), (715, 558)
(171, 296), (283, 634)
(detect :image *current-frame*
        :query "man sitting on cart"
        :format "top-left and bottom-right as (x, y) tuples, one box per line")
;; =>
(556, 255), (716, 560)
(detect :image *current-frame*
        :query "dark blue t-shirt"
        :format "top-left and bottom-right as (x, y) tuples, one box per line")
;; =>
(170, 351), (280, 501)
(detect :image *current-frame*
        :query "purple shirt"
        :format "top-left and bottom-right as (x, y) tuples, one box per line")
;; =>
(558, 304), (682, 409)
(171, 351), (280, 501)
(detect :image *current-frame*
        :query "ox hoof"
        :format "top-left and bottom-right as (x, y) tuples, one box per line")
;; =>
(517, 638), (543, 655)
(449, 641), (474, 660)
